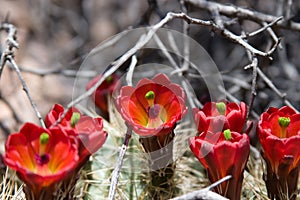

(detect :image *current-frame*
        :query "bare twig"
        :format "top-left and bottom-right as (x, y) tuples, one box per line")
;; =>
(0, 22), (46, 128)
(242, 17), (298, 117)
(261, 21), (282, 49)
(283, 0), (293, 21)
(179, 0), (191, 73)
(244, 56), (258, 119)
(126, 55), (138, 86)
(153, 33), (180, 70)
(170, 175), (232, 200)
(256, 67), (298, 112)
(185, 0), (300, 31)
(222, 75), (251, 90)
(243, 35), (259, 120)
(242, 17), (283, 39)
(9, 58), (46, 128)
(19, 66), (97, 78)
(164, 13), (279, 58)
(182, 80), (196, 108)
(108, 127), (132, 200)
(0, 23), (19, 78)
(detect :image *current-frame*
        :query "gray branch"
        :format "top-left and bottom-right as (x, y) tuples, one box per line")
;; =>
(170, 175), (231, 200)
(0, 22), (46, 128)
(185, 0), (300, 31)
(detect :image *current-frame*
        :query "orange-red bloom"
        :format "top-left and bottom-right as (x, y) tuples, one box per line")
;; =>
(3, 123), (79, 198)
(189, 130), (250, 200)
(257, 106), (300, 199)
(116, 73), (188, 136)
(193, 101), (247, 134)
(45, 104), (108, 163)
(3, 104), (108, 199)
(86, 73), (119, 120)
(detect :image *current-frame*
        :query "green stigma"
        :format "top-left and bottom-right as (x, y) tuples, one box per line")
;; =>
(224, 129), (232, 141)
(145, 91), (155, 100)
(40, 133), (50, 145)
(216, 102), (226, 115)
(106, 75), (114, 84)
(278, 117), (290, 128)
(71, 112), (81, 127)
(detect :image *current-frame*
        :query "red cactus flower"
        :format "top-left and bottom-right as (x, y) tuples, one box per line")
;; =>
(193, 101), (247, 134)
(86, 73), (119, 120)
(115, 73), (188, 136)
(257, 106), (300, 200)
(3, 123), (79, 199)
(189, 130), (250, 200)
(45, 104), (108, 162)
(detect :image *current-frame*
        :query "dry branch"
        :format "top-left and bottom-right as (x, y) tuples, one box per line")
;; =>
(256, 67), (298, 112)
(19, 66), (97, 78)
(0, 22), (18, 77)
(108, 127), (132, 200)
(171, 175), (231, 200)
(185, 0), (300, 31)
(55, 10), (282, 126)
(0, 22), (46, 128)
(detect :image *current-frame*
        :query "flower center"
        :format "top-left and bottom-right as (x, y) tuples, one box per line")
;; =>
(71, 112), (81, 128)
(278, 117), (290, 127)
(39, 132), (50, 162)
(148, 104), (161, 119)
(40, 133), (50, 144)
(144, 90), (167, 128)
(216, 102), (226, 115)
(278, 117), (290, 138)
(106, 75), (114, 84)
(35, 153), (50, 165)
(145, 90), (155, 106)
(224, 129), (232, 141)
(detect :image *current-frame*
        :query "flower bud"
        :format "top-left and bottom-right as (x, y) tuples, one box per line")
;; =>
(278, 117), (290, 128)
(216, 102), (226, 115)
(40, 133), (50, 145)
(71, 112), (81, 128)
(224, 129), (232, 141)
(145, 91), (155, 100)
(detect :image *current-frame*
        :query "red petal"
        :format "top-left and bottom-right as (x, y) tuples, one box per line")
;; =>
(287, 115), (300, 137)
(201, 102), (217, 116)
(4, 134), (36, 171)
(279, 106), (297, 115)
(45, 104), (64, 127)
(76, 117), (108, 156)
(128, 99), (148, 126)
(155, 86), (176, 106)
(168, 83), (186, 100)
(152, 73), (171, 85)
(227, 111), (244, 133)
(193, 108), (209, 133)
